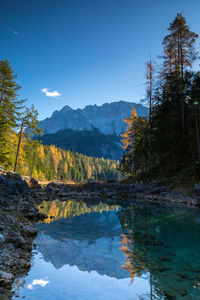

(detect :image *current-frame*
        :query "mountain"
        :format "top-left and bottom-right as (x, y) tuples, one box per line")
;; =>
(37, 128), (123, 160)
(38, 101), (148, 160)
(39, 101), (148, 136)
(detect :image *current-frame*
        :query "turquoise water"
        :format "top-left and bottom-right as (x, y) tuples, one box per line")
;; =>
(12, 199), (200, 299)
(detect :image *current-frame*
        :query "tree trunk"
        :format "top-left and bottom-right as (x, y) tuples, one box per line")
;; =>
(0, 75), (5, 105)
(148, 61), (152, 172)
(180, 42), (185, 133)
(194, 110), (200, 160)
(14, 125), (24, 172)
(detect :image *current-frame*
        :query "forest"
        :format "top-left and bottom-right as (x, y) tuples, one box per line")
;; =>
(120, 13), (200, 183)
(0, 59), (120, 182)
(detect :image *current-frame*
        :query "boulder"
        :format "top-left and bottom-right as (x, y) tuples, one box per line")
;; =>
(150, 186), (167, 194)
(0, 175), (6, 184)
(46, 181), (58, 192)
(6, 177), (17, 189)
(29, 178), (41, 189)
(4, 174), (30, 194)
(0, 270), (13, 286)
(22, 225), (38, 236)
(0, 199), (9, 207)
(6, 231), (26, 248)
(0, 234), (5, 244)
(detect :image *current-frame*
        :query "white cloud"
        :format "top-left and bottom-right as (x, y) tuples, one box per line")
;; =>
(41, 88), (61, 98)
(27, 279), (49, 290)
(12, 30), (18, 35)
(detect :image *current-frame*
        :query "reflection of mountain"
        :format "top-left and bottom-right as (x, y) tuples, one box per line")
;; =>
(36, 234), (128, 278)
(36, 206), (129, 279)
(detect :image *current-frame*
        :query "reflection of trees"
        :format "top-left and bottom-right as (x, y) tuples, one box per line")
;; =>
(120, 234), (136, 283)
(37, 199), (119, 223)
(118, 204), (200, 299)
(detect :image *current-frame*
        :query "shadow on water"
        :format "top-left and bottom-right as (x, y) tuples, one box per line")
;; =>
(12, 199), (200, 299)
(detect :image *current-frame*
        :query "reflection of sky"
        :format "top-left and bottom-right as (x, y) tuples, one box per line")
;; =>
(13, 253), (150, 300)
(27, 278), (49, 290)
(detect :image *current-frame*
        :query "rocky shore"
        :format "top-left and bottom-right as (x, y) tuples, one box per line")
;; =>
(0, 167), (46, 299)
(42, 179), (200, 207)
(0, 165), (200, 298)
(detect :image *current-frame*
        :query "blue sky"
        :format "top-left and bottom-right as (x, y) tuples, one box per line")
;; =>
(1, 0), (200, 120)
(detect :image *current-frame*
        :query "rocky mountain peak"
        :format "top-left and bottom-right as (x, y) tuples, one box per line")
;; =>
(39, 101), (148, 136)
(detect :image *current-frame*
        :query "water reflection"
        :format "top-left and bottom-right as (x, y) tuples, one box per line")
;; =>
(37, 199), (119, 224)
(13, 199), (200, 299)
(119, 203), (200, 299)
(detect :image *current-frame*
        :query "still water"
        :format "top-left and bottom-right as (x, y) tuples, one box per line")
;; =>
(12, 199), (200, 299)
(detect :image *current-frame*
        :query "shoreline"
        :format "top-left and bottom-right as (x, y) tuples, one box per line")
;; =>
(0, 169), (45, 299)
(41, 180), (200, 208)
(0, 167), (199, 298)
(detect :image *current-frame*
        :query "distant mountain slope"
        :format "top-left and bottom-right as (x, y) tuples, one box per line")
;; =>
(39, 101), (148, 136)
(37, 128), (123, 160)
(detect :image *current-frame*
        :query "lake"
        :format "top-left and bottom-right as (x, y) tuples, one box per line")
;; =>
(12, 199), (200, 299)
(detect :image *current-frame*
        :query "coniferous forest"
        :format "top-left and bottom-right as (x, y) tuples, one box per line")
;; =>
(0, 59), (120, 182)
(120, 13), (200, 183)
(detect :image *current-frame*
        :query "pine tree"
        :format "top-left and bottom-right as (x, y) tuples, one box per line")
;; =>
(14, 105), (41, 172)
(0, 59), (24, 167)
(162, 13), (198, 132)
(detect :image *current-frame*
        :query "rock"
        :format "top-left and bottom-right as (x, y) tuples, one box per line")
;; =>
(150, 186), (167, 194)
(103, 189), (118, 197)
(171, 286), (187, 297)
(16, 179), (30, 193)
(0, 175), (6, 184)
(0, 234), (5, 243)
(17, 259), (31, 269)
(6, 177), (17, 189)
(134, 182), (143, 192)
(26, 211), (46, 220)
(184, 264), (200, 273)
(22, 225), (38, 236)
(6, 231), (26, 248)
(0, 270), (13, 286)
(152, 180), (161, 186)
(29, 178), (41, 189)
(5, 174), (30, 194)
(21, 204), (32, 212)
(46, 181), (59, 192)
(177, 273), (188, 279)
(164, 290), (176, 299)
(0, 199), (9, 207)
(159, 256), (172, 262)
